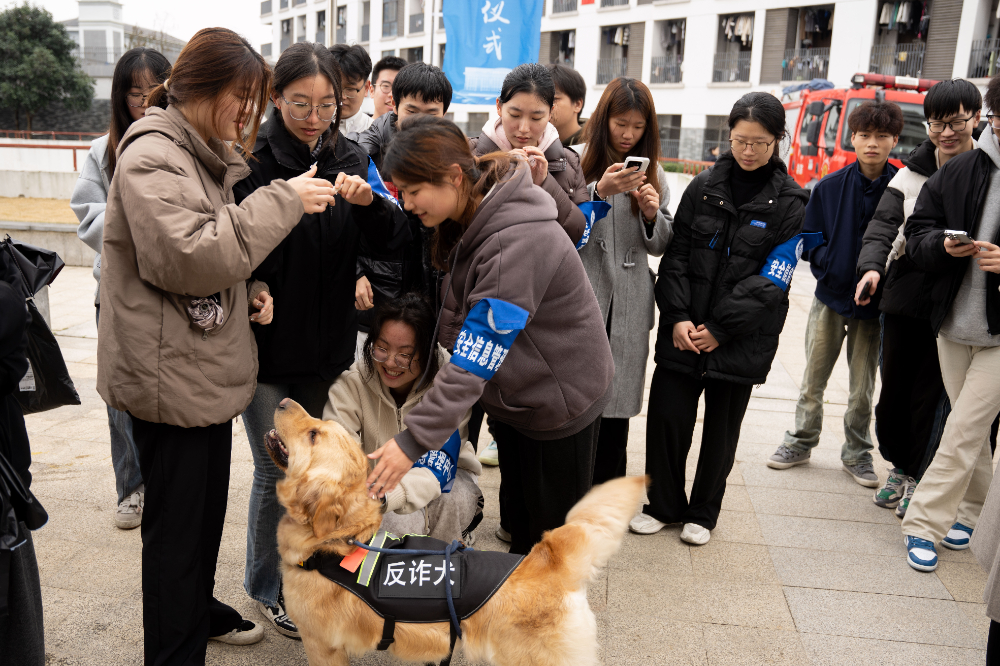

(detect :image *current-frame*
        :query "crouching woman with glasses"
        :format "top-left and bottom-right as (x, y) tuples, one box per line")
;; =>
(323, 293), (483, 544)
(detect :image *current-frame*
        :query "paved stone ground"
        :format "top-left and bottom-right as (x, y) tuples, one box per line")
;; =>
(27, 263), (993, 665)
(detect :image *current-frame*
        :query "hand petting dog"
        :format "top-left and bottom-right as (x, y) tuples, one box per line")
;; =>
(366, 438), (412, 498)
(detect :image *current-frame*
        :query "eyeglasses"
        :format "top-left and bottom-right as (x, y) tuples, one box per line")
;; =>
(730, 138), (776, 155)
(126, 92), (150, 108)
(987, 114), (1000, 130)
(372, 345), (415, 370)
(927, 115), (976, 133)
(280, 94), (337, 121)
(376, 81), (393, 94)
(342, 87), (364, 100)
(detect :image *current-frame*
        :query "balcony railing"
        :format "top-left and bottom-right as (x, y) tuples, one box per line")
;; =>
(71, 47), (123, 76)
(969, 38), (1000, 78)
(383, 20), (398, 38)
(261, 43), (272, 57)
(869, 43), (924, 78)
(596, 57), (628, 85)
(781, 47), (830, 81)
(294, 0), (306, 5)
(712, 51), (751, 83)
(261, 0), (272, 15)
(660, 138), (679, 159)
(361, 24), (370, 41)
(601, 0), (629, 6)
(552, 0), (577, 12)
(409, 13), (424, 33)
(650, 55), (682, 84)
(280, 36), (291, 52)
(296, 34), (307, 43)
(335, 27), (345, 43)
(320, 30), (329, 45)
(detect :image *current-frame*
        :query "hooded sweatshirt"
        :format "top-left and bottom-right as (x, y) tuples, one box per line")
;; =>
(97, 106), (304, 427)
(938, 130), (1000, 347)
(394, 159), (614, 460)
(322, 346), (481, 515)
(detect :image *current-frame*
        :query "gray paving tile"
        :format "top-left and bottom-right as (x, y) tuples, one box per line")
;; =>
(768, 546), (952, 599)
(957, 601), (991, 642)
(710, 509), (767, 545)
(738, 459), (874, 496)
(757, 514), (904, 556)
(784, 587), (984, 648)
(936, 560), (989, 603)
(799, 633), (985, 666)
(609, 526), (692, 574)
(703, 625), (808, 665)
(600, 614), (707, 666)
(746, 485), (900, 525)
(690, 541), (779, 584)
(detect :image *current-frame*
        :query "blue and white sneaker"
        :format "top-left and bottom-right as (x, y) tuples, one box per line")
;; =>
(905, 536), (939, 572)
(942, 522), (974, 550)
(478, 440), (499, 466)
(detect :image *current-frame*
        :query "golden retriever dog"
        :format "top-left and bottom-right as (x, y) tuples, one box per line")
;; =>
(269, 398), (646, 666)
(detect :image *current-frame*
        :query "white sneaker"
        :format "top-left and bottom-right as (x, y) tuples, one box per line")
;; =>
(629, 512), (666, 535)
(680, 523), (711, 545)
(114, 487), (144, 530)
(495, 526), (511, 543)
(478, 441), (499, 466)
(210, 619), (264, 645)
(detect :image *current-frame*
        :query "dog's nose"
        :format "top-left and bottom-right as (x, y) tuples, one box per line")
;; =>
(278, 398), (291, 410)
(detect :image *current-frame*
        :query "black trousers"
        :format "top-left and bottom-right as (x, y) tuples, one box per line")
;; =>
(989, 620), (1000, 666)
(0, 525), (44, 666)
(493, 417), (600, 555)
(131, 416), (242, 666)
(875, 313), (948, 479)
(644, 366), (752, 530)
(592, 417), (630, 485)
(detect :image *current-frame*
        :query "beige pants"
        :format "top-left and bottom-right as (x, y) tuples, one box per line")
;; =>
(902, 338), (1000, 544)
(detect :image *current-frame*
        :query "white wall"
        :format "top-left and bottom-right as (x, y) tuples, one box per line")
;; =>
(0, 140), (91, 173)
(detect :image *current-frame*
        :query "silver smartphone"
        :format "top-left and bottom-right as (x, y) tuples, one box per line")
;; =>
(621, 156), (650, 191)
(945, 229), (976, 245)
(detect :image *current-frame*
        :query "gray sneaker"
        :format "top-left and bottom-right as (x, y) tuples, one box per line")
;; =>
(114, 487), (144, 530)
(767, 445), (810, 469)
(896, 478), (917, 518)
(843, 462), (880, 488)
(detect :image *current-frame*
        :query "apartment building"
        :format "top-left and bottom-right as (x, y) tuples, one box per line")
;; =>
(261, 0), (1000, 161)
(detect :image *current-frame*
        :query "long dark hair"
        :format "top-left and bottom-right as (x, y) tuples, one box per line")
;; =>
(362, 292), (440, 384)
(383, 115), (514, 271)
(146, 27), (271, 157)
(108, 47), (171, 177)
(581, 77), (660, 216)
(272, 42), (344, 154)
(727, 92), (788, 166)
(499, 63), (554, 107)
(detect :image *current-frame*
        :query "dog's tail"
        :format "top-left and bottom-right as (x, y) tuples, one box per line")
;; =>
(523, 476), (647, 588)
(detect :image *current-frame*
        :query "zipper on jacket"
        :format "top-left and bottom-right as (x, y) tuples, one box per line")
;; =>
(709, 230), (721, 249)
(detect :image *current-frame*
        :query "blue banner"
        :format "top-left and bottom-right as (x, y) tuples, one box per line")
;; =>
(760, 232), (824, 290)
(412, 430), (462, 492)
(442, 0), (544, 105)
(451, 298), (529, 380)
(575, 201), (612, 250)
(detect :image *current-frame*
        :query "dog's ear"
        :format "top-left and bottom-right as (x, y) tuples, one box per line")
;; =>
(312, 494), (344, 540)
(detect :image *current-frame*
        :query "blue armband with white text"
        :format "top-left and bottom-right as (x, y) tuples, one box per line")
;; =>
(451, 298), (530, 380)
(366, 156), (401, 209)
(760, 232), (824, 290)
(412, 430), (462, 492)
(575, 201), (612, 250)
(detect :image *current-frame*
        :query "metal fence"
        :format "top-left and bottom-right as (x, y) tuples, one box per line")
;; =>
(869, 43), (924, 78)
(601, 0), (629, 6)
(596, 57), (628, 85)
(409, 13), (424, 33)
(660, 138), (680, 159)
(261, 0), (271, 15)
(650, 55), (682, 84)
(781, 47), (829, 81)
(969, 39), (1000, 78)
(552, 0), (577, 11)
(712, 52), (751, 83)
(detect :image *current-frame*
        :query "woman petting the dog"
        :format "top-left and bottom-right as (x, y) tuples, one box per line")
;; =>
(323, 293), (484, 543)
(354, 115), (615, 555)
(96, 28), (340, 663)
(233, 42), (406, 641)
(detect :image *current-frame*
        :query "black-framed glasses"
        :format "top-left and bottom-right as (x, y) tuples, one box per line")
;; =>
(927, 115), (976, 133)
(372, 345), (414, 370)
(730, 138), (776, 155)
(342, 86), (364, 100)
(280, 94), (337, 121)
(126, 93), (150, 108)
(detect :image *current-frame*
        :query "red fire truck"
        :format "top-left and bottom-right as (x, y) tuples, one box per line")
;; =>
(783, 73), (938, 189)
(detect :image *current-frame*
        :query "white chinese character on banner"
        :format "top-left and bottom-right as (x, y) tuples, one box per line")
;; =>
(486, 344), (505, 370)
(478, 341), (494, 366)
(483, 29), (503, 61)
(467, 336), (486, 362)
(410, 559), (433, 586)
(481, 0), (510, 24)
(384, 562), (406, 586)
(434, 560), (457, 585)
(782, 262), (795, 283)
(768, 259), (782, 277)
(459, 332), (475, 357)
(453, 330), (468, 355)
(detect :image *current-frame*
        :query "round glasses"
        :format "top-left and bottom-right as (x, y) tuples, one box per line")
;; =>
(927, 115), (975, 133)
(730, 138), (776, 155)
(376, 81), (393, 94)
(986, 114), (1000, 130)
(280, 94), (337, 122)
(372, 345), (415, 370)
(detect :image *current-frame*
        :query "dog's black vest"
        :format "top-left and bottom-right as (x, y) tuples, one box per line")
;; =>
(300, 533), (523, 643)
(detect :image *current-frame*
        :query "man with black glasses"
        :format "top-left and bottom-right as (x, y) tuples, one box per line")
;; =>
(769, 101), (902, 488)
(330, 44), (373, 136)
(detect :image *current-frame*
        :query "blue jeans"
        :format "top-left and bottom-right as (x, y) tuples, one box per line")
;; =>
(241, 380), (333, 607)
(96, 306), (143, 503)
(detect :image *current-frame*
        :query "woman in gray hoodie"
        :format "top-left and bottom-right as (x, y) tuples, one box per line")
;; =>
(70, 47), (171, 531)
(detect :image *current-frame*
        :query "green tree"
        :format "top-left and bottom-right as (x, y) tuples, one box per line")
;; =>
(0, 3), (94, 132)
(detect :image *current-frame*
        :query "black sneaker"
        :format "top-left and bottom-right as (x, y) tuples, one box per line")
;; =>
(209, 619), (264, 645)
(257, 593), (300, 639)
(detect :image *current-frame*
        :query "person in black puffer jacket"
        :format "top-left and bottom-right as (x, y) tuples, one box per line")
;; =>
(233, 44), (408, 635)
(629, 93), (808, 545)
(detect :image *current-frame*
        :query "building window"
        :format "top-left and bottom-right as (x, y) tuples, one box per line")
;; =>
(597, 25), (629, 84)
(402, 46), (423, 63)
(317, 10), (327, 45)
(541, 30), (575, 67)
(382, 49), (396, 58)
(658, 114), (681, 158)
(408, 0), (424, 33)
(361, 1), (370, 41)
(261, 42), (273, 57)
(870, 1), (926, 78)
(296, 15), (308, 42)
(651, 19), (684, 83)
(704, 115), (730, 161)
(439, 43), (446, 65)
(383, 0), (398, 38)
(281, 18), (292, 52)
(713, 14), (753, 82)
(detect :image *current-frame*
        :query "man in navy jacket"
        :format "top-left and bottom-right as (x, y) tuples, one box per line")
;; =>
(768, 100), (903, 486)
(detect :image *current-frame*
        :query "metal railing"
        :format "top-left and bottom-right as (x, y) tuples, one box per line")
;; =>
(969, 38), (1000, 78)
(660, 157), (714, 175)
(409, 13), (424, 33)
(869, 43), (924, 78)
(361, 24), (370, 41)
(660, 138), (679, 159)
(596, 57), (628, 85)
(650, 55), (682, 84)
(703, 139), (729, 160)
(552, 0), (577, 12)
(1, 130), (104, 141)
(261, 0), (272, 15)
(320, 30), (330, 45)
(712, 51), (751, 83)
(781, 47), (829, 81)
(0, 142), (92, 171)
(601, 0), (629, 6)
(383, 20), (398, 37)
